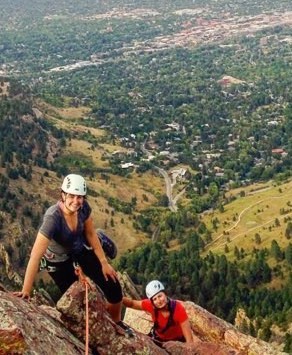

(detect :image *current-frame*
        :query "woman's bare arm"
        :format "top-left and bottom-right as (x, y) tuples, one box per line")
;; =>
(180, 318), (194, 343)
(84, 216), (107, 262)
(14, 233), (49, 299)
(84, 216), (118, 282)
(122, 297), (143, 310)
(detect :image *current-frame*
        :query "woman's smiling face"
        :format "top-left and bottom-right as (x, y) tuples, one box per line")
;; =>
(63, 193), (84, 213)
(152, 291), (168, 309)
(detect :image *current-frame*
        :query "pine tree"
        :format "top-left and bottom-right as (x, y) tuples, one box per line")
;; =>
(260, 323), (272, 341)
(270, 240), (283, 261)
(234, 246), (241, 260)
(284, 333), (292, 353)
(285, 243), (292, 265)
(285, 221), (292, 239)
(274, 218), (280, 227)
(249, 322), (257, 337)
(255, 233), (261, 245)
(238, 318), (249, 334)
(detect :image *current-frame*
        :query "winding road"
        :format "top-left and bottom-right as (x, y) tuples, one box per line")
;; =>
(141, 140), (185, 212)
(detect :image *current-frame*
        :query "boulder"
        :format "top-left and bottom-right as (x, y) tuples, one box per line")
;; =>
(0, 281), (165, 355)
(56, 279), (165, 354)
(185, 302), (284, 354)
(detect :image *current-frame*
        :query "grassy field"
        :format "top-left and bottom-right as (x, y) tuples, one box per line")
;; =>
(203, 180), (292, 258)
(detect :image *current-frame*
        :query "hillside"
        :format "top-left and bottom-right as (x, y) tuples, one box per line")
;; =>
(203, 180), (292, 255)
(1, 86), (291, 351)
(0, 279), (285, 354)
(0, 0), (291, 351)
(0, 86), (166, 263)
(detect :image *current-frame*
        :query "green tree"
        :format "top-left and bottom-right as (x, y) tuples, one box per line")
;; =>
(270, 240), (283, 261)
(259, 322), (272, 342)
(285, 222), (292, 239)
(274, 218), (280, 227)
(283, 333), (292, 353)
(255, 233), (261, 245)
(285, 243), (292, 265)
(239, 318), (249, 335)
(234, 246), (240, 260)
(249, 322), (257, 337)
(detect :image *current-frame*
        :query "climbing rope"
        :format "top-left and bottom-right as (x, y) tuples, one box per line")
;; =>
(74, 263), (90, 355)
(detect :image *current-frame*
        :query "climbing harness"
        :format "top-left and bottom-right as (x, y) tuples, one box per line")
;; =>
(39, 257), (57, 272)
(39, 248), (70, 273)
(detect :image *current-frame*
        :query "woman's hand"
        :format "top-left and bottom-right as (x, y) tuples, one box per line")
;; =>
(100, 259), (118, 282)
(13, 291), (30, 300)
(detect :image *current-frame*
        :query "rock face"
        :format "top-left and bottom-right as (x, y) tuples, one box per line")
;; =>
(121, 274), (286, 355)
(0, 281), (165, 355)
(0, 289), (86, 354)
(185, 302), (285, 355)
(56, 279), (164, 355)
(0, 275), (287, 355)
(123, 304), (285, 355)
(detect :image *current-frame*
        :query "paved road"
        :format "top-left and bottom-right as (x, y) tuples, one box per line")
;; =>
(141, 140), (180, 212)
(155, 167), (177, 212)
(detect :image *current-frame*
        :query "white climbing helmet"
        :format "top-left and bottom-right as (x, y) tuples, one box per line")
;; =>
(61, 174), (87, 196)
(145, 280), (165, 299)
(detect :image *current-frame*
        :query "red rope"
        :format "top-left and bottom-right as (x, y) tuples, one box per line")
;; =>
(75, 265), (90, 355)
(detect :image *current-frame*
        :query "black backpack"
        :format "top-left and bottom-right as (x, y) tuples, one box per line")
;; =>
(97, 229), (117, 259)
(83, 229), (117, 260)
